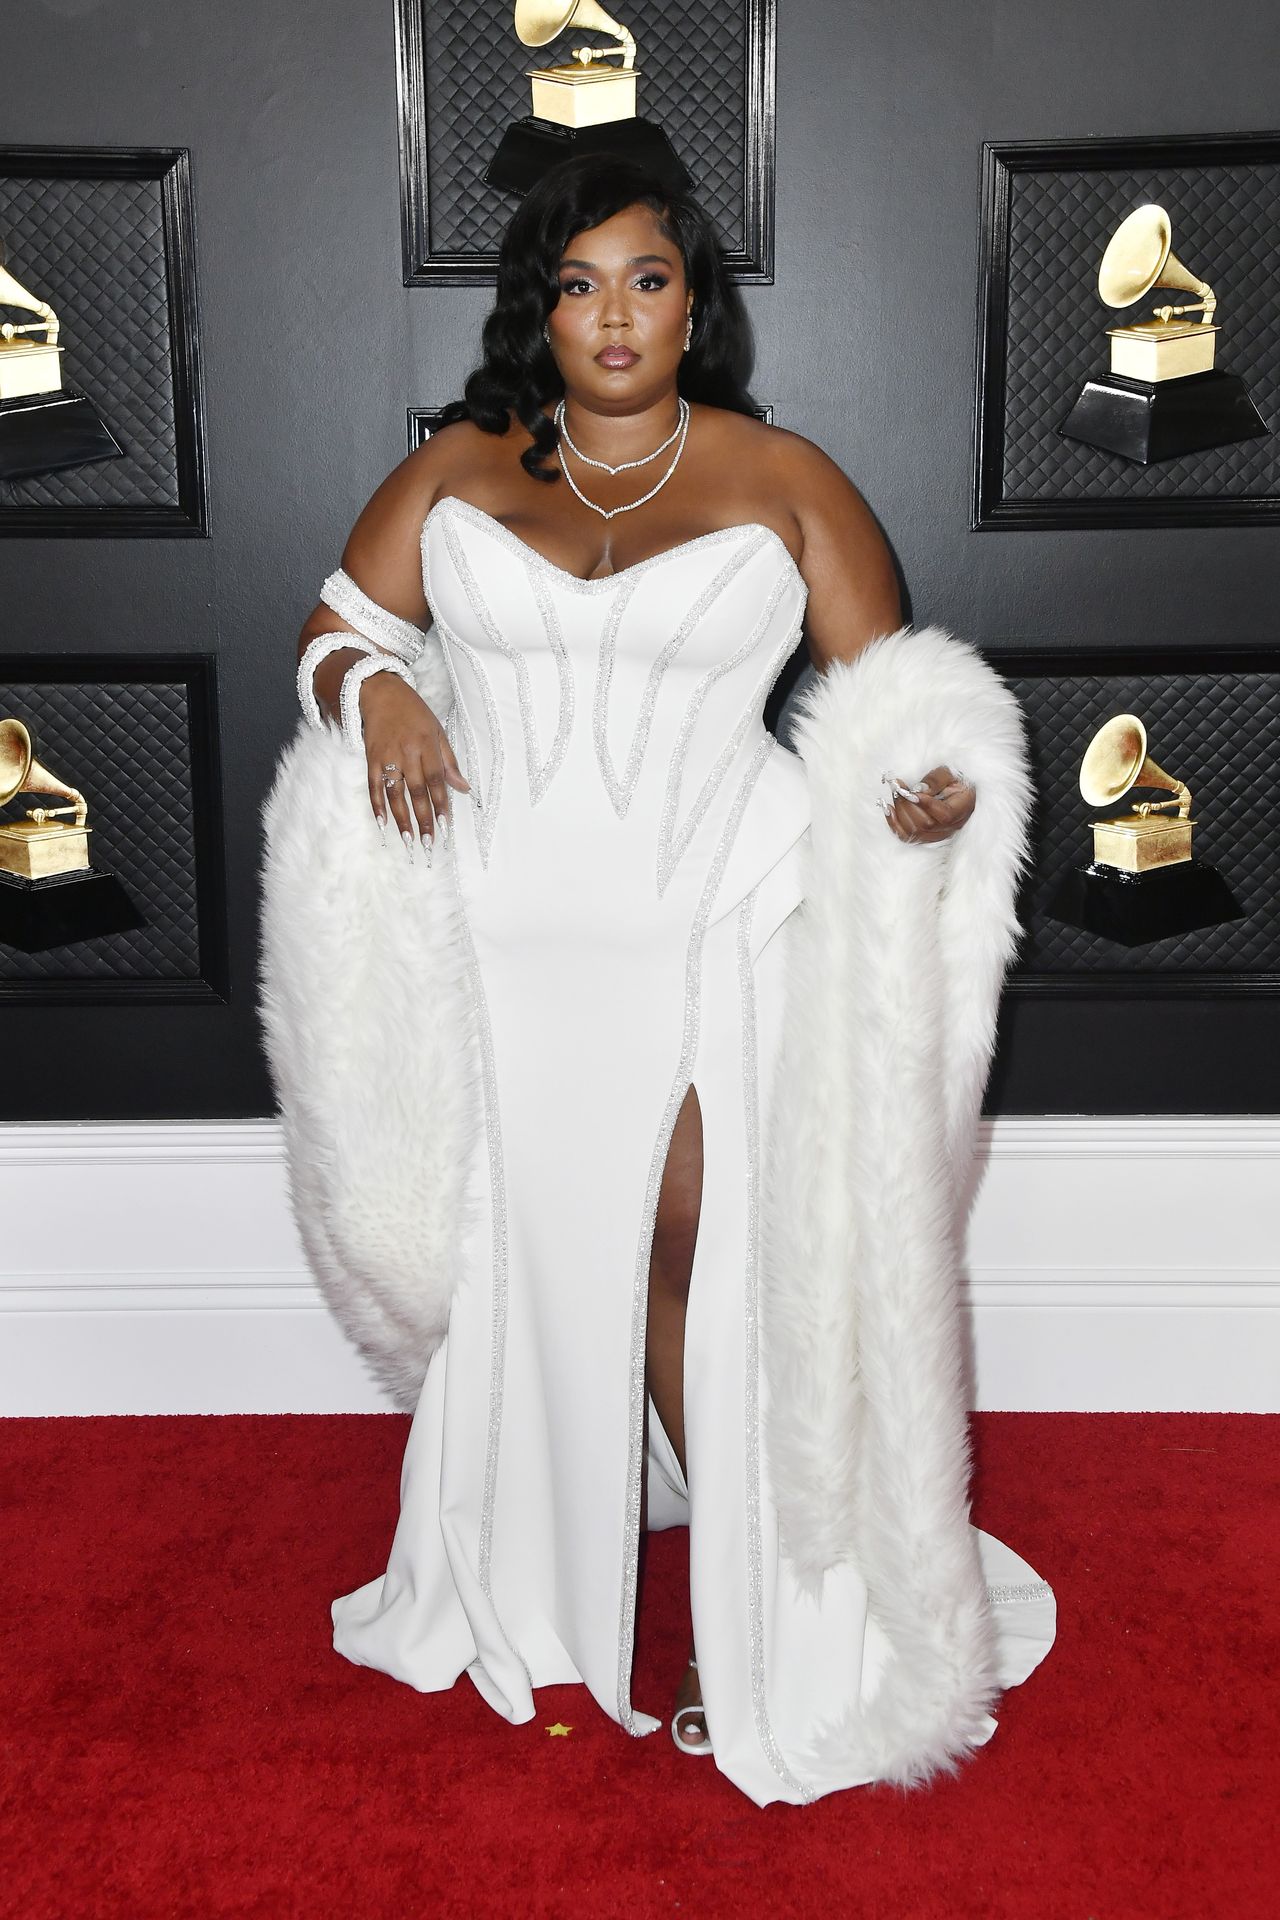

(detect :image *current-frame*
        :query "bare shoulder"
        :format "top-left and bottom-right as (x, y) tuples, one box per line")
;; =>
(343, 418), (481, 558)
(696, 404), (800, 488)
(745, 421), (904, 666)
(327, 418), (492, 626)
(697, 410), (884, 550)
(756, 423), (884, 551)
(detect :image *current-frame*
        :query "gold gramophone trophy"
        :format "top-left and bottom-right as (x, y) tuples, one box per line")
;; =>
(1058, 204), (1270, 465)
(1048, 711), (1243, 945)
(486, 0), (690, 197)
(0, 717), (141, 952)
(0, 253), (123, 482)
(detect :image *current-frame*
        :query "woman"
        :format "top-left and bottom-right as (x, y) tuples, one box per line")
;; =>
(260, 154), (1055, 1807)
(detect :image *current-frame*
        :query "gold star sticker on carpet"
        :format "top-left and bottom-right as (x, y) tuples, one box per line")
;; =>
(545, 1722), (573, 1737)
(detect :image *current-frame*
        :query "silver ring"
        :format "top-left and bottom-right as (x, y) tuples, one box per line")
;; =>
(381, 762), (399, 772)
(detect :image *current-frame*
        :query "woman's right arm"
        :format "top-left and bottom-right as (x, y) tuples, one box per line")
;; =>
(297, 436), (471, 852)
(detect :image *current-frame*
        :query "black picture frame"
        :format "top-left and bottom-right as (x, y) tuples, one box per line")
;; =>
(0, 145), (208, 538)
(0, 652), (229, 1002)
(407, 406), (448, 451)
(394, 0), (776, 286)
(973, 131), (1280, 531)
(990, 645), (1280, 998)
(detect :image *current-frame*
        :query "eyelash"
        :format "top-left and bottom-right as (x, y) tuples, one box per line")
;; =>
(559, 272), (669, 295)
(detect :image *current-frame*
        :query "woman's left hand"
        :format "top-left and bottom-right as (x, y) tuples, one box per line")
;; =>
(881, 765), (976, 844)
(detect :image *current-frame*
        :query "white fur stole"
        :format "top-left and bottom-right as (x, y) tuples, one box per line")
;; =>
(760, 623), (1033, 1787)
(256, 636), (481, 1410)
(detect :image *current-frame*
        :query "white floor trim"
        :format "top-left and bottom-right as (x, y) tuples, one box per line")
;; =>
(2, 1116), (1277, 1415)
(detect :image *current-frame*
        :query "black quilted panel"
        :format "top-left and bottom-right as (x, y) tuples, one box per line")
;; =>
(418, 0), (749, 258)
(1007, 665), (1278, 973)
(0, 171), (178, 511)
(1002, 160), (1280, 502)
(776, 655), (1279, 978)
(0, 676), (202, 980)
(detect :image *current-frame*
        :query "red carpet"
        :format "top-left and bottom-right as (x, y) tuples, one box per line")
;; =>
(2, 1413), (1274, 1919)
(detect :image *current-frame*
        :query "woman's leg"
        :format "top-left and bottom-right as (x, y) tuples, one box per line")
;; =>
(646, 1083), (707, 1743)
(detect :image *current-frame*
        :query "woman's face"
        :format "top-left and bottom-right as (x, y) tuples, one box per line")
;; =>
(546, 200), (694, 413)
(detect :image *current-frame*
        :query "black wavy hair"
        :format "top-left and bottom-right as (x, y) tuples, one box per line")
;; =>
(436, 154), (757, 480)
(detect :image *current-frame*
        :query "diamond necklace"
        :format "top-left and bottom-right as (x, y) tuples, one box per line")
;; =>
(556, 397), (687, 474)
(555, 398), (691, 521)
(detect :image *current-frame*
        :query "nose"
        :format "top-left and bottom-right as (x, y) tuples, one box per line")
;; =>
(599, 282), (632, 331)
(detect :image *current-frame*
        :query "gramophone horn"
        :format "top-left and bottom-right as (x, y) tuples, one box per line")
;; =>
(1097, 203), (1210, 311)
(0, 716), (35, 804)
(0, 716), (87, 820)
(0, 262), (46, 313)
(1079, 713), (1190, 816)
(0, 263), (60, 346)
(514, 0), (631, 49)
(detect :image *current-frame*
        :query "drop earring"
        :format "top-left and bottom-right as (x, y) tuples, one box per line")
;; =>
(543, 323), (551, 345)
(684, 314), (693, 352)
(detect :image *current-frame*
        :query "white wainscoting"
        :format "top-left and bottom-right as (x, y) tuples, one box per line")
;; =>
(2, 1117), (1276, 1416)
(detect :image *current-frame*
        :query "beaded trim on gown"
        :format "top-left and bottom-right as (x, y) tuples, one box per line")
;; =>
(329, 495), (1056, 1807)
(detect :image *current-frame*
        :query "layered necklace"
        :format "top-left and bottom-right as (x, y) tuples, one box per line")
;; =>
(555, 397), (690, 520)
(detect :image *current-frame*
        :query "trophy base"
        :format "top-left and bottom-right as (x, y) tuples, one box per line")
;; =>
(485, 116), (692, 199)
(1058, 368), (1270, 466)
(0, 864), (144, 954)
(0, 387), (125, 482)
(527, 65), (640, 129)
(1047, 858), (1244, 947)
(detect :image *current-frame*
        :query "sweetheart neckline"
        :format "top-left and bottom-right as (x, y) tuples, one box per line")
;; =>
(422, 494), (808, 598)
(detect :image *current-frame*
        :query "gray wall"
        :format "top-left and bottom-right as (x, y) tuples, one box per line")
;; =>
(4, 0), (1278, 1118)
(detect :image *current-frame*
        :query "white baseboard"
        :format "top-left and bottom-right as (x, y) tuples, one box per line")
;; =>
(2, 1117), (1277, 1415)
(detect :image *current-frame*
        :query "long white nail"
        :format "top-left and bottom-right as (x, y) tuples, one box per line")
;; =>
(401, 830), (414, 862)
(438, 815), (449, 848)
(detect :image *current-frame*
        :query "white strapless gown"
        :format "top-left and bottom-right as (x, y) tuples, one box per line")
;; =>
(330, 495), (1056, 1807)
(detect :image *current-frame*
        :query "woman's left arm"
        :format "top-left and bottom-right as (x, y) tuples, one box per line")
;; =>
(781, 434), (977, 845)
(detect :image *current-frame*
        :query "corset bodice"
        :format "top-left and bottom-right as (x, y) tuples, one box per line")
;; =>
(420, 496), (811, 918)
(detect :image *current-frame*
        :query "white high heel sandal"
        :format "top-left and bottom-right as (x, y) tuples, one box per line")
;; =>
(670, 1657), (714, 1756)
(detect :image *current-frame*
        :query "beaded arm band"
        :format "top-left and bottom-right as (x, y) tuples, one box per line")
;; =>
(296, 630), (416, 754)
(319, 569), (426, 664)
(297, 630), (377, 730)
(338, 651), (415, 754)
(298, 567), (427, 752)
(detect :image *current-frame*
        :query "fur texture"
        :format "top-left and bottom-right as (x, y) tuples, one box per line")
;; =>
(257, 634), (483, 1410)
(760, 624), (1033, 1788)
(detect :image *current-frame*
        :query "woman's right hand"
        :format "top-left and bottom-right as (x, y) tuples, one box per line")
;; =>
(359, 670), (471, 855)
